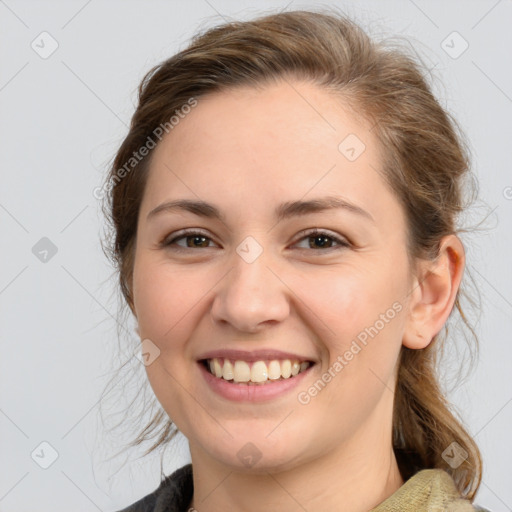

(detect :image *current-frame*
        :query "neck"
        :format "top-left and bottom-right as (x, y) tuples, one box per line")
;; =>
(189, 432), (404, 512)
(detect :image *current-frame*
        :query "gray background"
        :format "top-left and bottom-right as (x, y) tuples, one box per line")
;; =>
(1, 0), (511, 510)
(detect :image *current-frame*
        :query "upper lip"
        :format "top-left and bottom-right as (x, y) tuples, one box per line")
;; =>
(197, 349), (315, 363)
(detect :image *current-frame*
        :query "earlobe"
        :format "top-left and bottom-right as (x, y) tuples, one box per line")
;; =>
(402, 235), (465, 350)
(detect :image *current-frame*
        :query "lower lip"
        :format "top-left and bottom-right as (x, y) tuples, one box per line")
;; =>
(197, 361), (313, 402)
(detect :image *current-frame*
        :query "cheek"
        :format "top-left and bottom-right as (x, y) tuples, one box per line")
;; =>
(299, 261), (407, 394)
(133, 258), (202, 342)
(287, 265), (405, 446)
(303, 264), (404, 342)
(132, 261), (209, 422)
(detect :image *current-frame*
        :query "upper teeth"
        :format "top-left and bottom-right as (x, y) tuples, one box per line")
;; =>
(207, 358), (311, 383)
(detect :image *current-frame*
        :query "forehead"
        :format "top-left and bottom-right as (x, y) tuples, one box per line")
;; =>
(156, 79), (378, 160)
(141, 79), (394, 223)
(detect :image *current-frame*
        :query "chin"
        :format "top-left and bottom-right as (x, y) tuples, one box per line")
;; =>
(195, 428), (310, 474)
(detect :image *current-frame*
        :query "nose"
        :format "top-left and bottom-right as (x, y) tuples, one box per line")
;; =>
(210, 249), (290, 333)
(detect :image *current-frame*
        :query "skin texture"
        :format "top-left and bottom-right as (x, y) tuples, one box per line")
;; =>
(131, 79), (465, 512)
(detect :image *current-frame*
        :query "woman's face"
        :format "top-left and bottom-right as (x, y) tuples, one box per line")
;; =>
(132, 79), (414, 472)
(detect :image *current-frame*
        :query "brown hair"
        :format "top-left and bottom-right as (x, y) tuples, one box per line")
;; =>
(100, 7), (482, 499)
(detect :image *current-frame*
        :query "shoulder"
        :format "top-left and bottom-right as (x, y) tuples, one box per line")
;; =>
(414, 469), (492, 512)
(371, 468), (492, 512)
(426, 470), (492, 512)
(115, 464), (193, 512)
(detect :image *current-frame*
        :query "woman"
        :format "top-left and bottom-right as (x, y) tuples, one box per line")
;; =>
(102, 8), (490, 512)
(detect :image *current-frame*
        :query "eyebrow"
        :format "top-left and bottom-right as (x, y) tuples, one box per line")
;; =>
(147, 196), (375, 222)
(147, 196), (375, 223)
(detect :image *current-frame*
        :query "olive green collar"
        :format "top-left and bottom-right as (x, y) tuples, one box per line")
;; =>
(371, 469), (476, 511)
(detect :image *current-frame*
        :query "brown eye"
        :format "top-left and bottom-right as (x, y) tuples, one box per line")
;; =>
(308, 234), (335, 249)
(161, 230), (217, 250)
(161, 228), (349, 253)
(293, 229), (350, 251)
(182, 234), (211, 248)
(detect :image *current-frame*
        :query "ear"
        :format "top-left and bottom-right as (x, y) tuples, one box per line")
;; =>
(402, 235), (465, 349)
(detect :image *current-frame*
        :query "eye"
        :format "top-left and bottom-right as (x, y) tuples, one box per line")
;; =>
(292, 228), (350, 251)
(161, 229), (217, 250)
(160, 228), (350, 253)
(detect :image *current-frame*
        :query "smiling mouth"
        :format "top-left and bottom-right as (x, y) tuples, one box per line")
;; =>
(201, 357), (313, 385)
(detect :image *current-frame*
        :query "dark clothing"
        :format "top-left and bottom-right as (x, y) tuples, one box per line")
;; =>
(117, 464), (193, 512)
(116, 463), (491, 512)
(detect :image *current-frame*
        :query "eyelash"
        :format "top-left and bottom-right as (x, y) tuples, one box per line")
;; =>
(160, 228), (350, 254)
